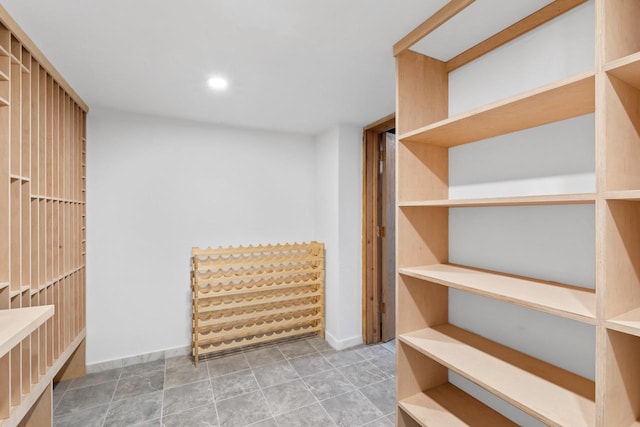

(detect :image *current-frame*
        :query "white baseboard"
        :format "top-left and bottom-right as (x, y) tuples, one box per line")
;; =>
(324, 331), (363, 350)
(86, 345), (191, 374)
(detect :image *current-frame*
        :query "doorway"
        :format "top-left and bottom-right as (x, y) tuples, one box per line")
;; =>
(362, 114), (396, 344)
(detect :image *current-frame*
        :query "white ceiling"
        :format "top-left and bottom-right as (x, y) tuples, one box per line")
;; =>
(0, 0), (555, 135)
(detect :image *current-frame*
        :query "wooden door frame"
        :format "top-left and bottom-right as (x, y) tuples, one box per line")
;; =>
(362, 113), (395, 344)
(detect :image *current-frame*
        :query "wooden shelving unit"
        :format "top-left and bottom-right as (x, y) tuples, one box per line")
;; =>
(394, 0), (640, 426)
(0, 5), (87, 426)
(191, 242), (324, 365)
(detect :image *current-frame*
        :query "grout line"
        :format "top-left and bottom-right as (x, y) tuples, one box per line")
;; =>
(285, 355), (337, 426)
(100, 367), (123, 427)
(207, 357), (222, 427)
(159, 361), (166, 426)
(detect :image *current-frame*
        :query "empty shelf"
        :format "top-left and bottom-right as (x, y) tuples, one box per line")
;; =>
(400, 324), (596, 427)
(399, 264), (596, 324)
(606, 307), (640, 338)
(399, 193), (596, 207)
(605, 52), (640, 90)
(604, 190), (640, 201)
(399, 384), (517, 426)
(400, 71), (595, 147)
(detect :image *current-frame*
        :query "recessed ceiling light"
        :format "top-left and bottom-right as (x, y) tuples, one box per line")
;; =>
(207, 76), (228, 91)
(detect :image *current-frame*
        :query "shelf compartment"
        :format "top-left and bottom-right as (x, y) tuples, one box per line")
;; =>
(606, 307), (640, 338)
(398, 384), (517, 427)
(604, 329), (640, 427)
(399, 71), (595, 147)
(400, 324), (596, 427)
(400, 264), (596, 324)
(605, 190), (640, 201)
(399, 193), (596, 208)
(605, 52), (640, 90)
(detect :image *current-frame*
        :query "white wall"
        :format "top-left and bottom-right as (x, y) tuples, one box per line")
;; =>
(445, 2), (595, 426)
(315, 124), (363, 349)
(86, 108), (317, 365)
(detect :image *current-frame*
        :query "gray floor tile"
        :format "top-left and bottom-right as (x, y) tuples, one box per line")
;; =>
(113, 370), (165, 400)
(244, 346), (285, 368)
(166, 354), (194, 369)
(163, 380), (215, 416)
(362, 416), (394, 426)
(53, 403), (110, 427)
(277, 340), (317, 359)
(53, 382), (70, 411)
(103, 390), (163, 427)
(54, 379), (72, 394)
(369, 354), (395, 377)
(133, 419), (162, 427)
(252, 360), (299, 388)
(216, 390), (272, 427)
(54, 380), (117, 415)
(211, 369), (259, 401)
(385, 413), (395, 424)
(360, 378), (395, 415)
(68, 368), (121, 390)
(381, 340), (396, 354)
(165, 362), (209, 389)
(321, 391), (383, 427)
(289, 353), (333, 378)
(122, 359), (166, 377)
(338, 361), (387, 388)
(322, 349), (364, 368)
(262, 379), (316, 415)
(275, 402), (335, 426)
(355, 344), (392, 360)
(307, 337), (334, 352)
(303, 369), (355, 401)
(162, 403), (218, 426)
(247, 418), (278, 426)
(208, 353), (249, 378)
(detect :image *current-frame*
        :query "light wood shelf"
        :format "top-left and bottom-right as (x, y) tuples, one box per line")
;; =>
(604, 190), (640, 201)
(400, 324), (596, 427)
(399, 71), (595, 147)
(398, 384), (517, 426)
(0, 306), (53, 358)
(606, 308), (640, 338)
(399, 193), (596, 207)
(400, 264), (596, 324)
(605, 51), (640, 90)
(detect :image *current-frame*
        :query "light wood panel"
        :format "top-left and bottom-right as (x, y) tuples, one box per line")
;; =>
(191, 242), (324, 365)
(604, 74), (640, 192)
(400, 71), (595, 147)
(0, 7), (87, 426)
(602, 0), (640, 63)
(400, 264), (596, 324)
(401, 325), (596, 427)
(399, 193), (597, 207)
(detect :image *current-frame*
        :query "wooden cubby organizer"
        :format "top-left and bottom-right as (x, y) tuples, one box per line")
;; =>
(0, 5), (88, 427)
(394, 0), (640, 426)
(191, 242), (324, 365)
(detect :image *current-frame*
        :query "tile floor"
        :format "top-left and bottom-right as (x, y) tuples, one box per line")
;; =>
(52, 337), (396, 427)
